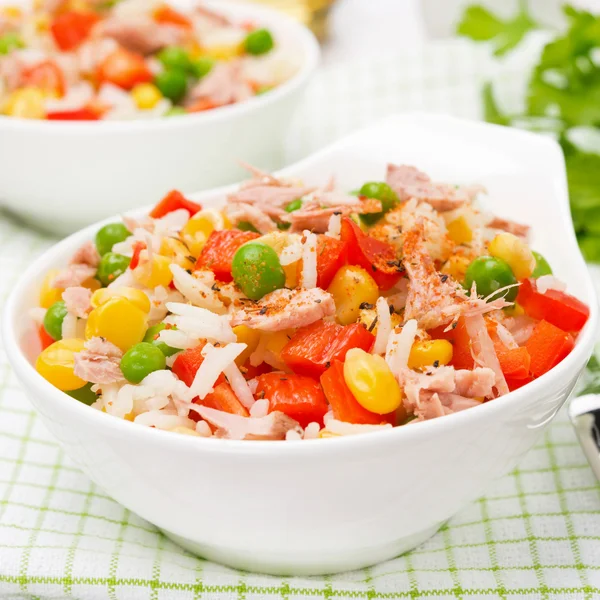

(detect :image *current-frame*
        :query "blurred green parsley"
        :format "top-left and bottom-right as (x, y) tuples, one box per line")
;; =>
(457, 2), (600, 262)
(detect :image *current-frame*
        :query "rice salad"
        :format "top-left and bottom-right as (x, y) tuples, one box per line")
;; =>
(0, 0), (299, 120)
(33, 163), (590, 440)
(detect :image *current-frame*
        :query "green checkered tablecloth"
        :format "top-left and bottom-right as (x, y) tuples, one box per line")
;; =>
(2, 38), (600, 599)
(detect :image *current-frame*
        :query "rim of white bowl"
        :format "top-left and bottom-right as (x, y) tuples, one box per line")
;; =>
(3, 114), (599, 457)
(0, 0), (321, 134)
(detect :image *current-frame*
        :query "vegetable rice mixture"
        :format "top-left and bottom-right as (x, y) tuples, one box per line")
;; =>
(0, 0), (297, 120)
(32, 164), (590, 440)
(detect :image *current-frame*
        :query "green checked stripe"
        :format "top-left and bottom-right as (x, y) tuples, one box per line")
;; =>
(2, 39), (600, 599)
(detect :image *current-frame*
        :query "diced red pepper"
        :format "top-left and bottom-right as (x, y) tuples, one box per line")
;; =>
(149, 190), (202, 219)
(281, 320), (374, 379)
(431, 317), (474, 371)
(506, 376), (534, 391)
(495, 345), (531, 380)
(50, 10), (100, 51)
(129, 241), (146, 270)
(195, 229), (260, 283)
(241, 361), (272, 381)
(340, 217), (403, 290)
(525, 320), (575, 378)
(186, 98), (218, 113)
(320, 360), (388, 425)
(39, 325), (55, 351)
(97, 47), (153, 90)
(47, 107), (101, 121)
(153, 4), (193, 28)
(172, 344), (208, 387)
(315, 235), (348, 289)
(255, 372), (329, 428)
(22, 61), (65, 97)
(201, 382), (249, 417)
(518, 279), (589, 333)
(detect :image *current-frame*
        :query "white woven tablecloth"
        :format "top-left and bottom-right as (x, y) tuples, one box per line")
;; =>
(2, 39), (600, 599)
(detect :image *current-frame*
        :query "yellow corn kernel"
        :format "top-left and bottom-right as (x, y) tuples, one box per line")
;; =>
(91, 287), (151, 314)
(258, 232), (300, 288)
(447, 216), (473, 245)
(36, 339), (86, 391)
(357, 307), (402, 334)
(504, 302), (525, 317)
(318, 430), (340, 439)
(85, 297), (147, 352)
(201, 43), (243, 61)
(265, 331), (292, 355)
(33, 13), (50, 32)
(233, 325), (261, 366)
(488, 232), (535, 280)
(172, 426), (201, 436)
(327, 265), (379, 325)
(2, 6), (22, 18)
(39, 270), (63, 308)
(81, 277), (101, 292)
(133, 255), (173, 288)
(159, 237), (195, 271)
(441, 255), (471, 282)
(343, 348), (402, 414)
(181, 209), (229, 257)
(2, 87), (46, 119)
(131, 83), (163, 110)
(407, 339), (453, 371)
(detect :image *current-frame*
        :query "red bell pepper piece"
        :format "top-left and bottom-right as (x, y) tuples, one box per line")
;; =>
(315, 235), (348, 289)
(97, 47), (153, 90)
(506, 376), (534, 391)
(525, 320), (575, 378)
(149, 190), (202, 219)
(518, 279), (589, 333)
(201, 382), (249, 417)
(255, 373), (329, 428)
(50, 10), (100, 51)
(46, 107), (101, 121)
(340, 218), (403, 290)
(153, 4), (193, 28)
(171, 344), (212, 387)
(22, 61), (65, 97)
(195, 229), (260, 283)
(129, 241), (146, 270)
(281, 320), (374, 378)
(39, 325), (55, 351)
(186, 98), (218, 113)
(320, 360), (389, 425)
(241, 361), (272, 381)
(495, 345), (531, 380)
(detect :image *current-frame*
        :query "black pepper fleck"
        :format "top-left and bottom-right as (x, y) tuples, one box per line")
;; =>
(259, 307), (268, 315)
(359, 302), (375, 310)
(433, 360), (440, 368)
(368, 316), (378, 332)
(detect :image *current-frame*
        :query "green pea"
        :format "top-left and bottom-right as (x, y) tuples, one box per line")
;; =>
(95, 222), (131, 256)
(43, 301), (68, 341)
(120, 342), (167, 384)
(244, 28), (274, 55)
(464, 256), (518, 302)
(358, 181), (400, 225)
(154, 70), (188, 103)
(97, 252), (130, 286)
(157, 46), (193, 73)
(285, 199), (303, 213)
(191, 57), (214, 79)
(231, 242), (286, 300)
(0, 33), (24, 55)
(143, 323), (179, 357)
(67, 383), (98, 406)
(166, 106), (187, 117)
(277, 222), (291, 231)
(531, 251), (552, 278)
(237, 221), (259, 233)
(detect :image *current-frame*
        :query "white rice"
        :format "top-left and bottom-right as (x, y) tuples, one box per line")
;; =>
(162, 302), (235, 345)
(134, 410), (196, 431)
(326, 419), (392, 436)
(249, 399), (270, 418)
(373, 296), (391, 355)
(323, 410), (334, 426)
(61, 312), (78, 340)
(303, 422), (321, 440)
(386, 319), (417, 375)
(170, 265), (227, 314)
(285, 429), (303, 441)
(325, 213), (342, 239)
(29, 307), (47, 326)
(301, 230), (318, 289)
(195, 420), (213, 437)
(189, 343), (246, 400)
(223, 362), (255, 409)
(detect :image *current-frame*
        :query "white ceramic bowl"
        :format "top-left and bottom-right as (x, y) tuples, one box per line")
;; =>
(0, 0), (319, 235)
(3, 114), (598, 576)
